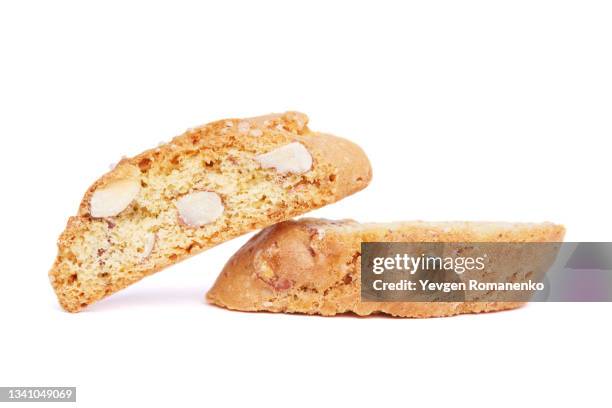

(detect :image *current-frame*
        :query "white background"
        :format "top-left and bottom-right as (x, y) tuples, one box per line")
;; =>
(1, 1), (610, 407)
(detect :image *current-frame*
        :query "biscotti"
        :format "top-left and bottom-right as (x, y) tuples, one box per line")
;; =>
(206, 219), (565, 318)
(49, 113), (372, 312)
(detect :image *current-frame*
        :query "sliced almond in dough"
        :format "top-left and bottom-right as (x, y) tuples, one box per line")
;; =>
(90, 178), (141, 218)
(255, 142), (312, 174)
(176, 191), (224, 227)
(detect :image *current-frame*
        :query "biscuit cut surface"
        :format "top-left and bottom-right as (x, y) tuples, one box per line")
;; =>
(206, 219), (565, 318)
(50, 113), (372, 312)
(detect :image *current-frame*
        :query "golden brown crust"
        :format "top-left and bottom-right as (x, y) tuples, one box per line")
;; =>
(50, 113), (372, 312)
(206, 219), (565, 318)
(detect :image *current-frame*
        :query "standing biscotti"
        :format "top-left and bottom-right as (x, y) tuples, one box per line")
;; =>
(207, 218), (565, 318)
(50, 113), (372, 312)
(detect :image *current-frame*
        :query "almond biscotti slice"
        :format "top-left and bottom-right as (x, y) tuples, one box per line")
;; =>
(50, 113), (372, 312)
(206, 218), (565, 318)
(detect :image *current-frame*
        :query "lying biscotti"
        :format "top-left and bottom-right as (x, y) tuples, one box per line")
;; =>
(206, 219), (565, 318)
(49, 113), (372, 312)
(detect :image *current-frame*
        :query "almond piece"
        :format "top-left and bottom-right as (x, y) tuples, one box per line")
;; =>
(249, 128), (263, 137)
(255, 142), (312, 174)
(176, 191), (224, 227)
(238, 121), (250, 134)
(90, 178), (141, 218)
(141, 232), (156, 260)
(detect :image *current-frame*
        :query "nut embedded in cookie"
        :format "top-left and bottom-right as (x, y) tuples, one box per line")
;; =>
(176, 191), (224, 227)
(255, 142), (313, 174)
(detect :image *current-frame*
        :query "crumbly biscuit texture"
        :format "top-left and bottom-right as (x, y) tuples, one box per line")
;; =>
(207, 219), (565, 318)
(50, 112), (372, 312)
